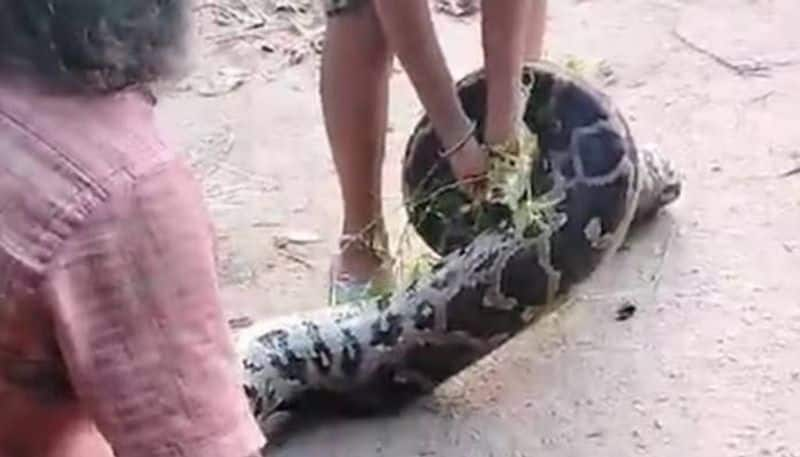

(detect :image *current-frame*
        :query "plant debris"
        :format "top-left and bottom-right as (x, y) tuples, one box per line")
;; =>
(228, 316), (255, 329)
(192, 67), (252, 97)
(672, 28), (773, 78)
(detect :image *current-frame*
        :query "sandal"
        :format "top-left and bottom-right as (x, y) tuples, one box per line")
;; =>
(328, 227), (395, 306)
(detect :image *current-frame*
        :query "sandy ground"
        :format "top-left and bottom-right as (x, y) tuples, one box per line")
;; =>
(156, 0), (800, 455)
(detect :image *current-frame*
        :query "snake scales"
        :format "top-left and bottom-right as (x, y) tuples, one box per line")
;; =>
(236, 62), (682, 437)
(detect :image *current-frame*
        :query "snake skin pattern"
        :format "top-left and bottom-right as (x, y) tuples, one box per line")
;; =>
(235, 62), (682, 436)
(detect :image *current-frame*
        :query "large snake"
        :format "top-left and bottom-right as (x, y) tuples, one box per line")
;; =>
(235, 62), (682, 438)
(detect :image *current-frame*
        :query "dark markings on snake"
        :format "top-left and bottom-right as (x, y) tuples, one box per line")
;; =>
(456, 241), (474, 257)
(243, 359), (264, 373)
(302, 321), (334, 373)
(376, 294), (392, 311)
(499, 248), (551, 306)
(590, 175), (631, 235)
(405, 339), (485, 385)
(340, 329), (363, 377)
(575, 126), (625, 177)
(244, 385), (263, 417)
(406, 278), (420, 294)
(430, 268), (458, 291)
(474, 248), (501, 273)
(413, 301), (436, 331)
(370, 312), (404, 347)
(256, 329), (287, 348)
(264, 381), (278, 403)
(552, 84), (608, 131)
(445, 283), (523, 339)
(430, 260), (446, 274)
(560, 155), (577, 179)
(259, 329), (309, 384)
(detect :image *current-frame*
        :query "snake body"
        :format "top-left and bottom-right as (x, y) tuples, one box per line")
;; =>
(236, 62), (681, 435)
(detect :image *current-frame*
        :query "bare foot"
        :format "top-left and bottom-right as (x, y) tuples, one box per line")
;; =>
(334, 235), (390, 283)
(330, 225), (394, 305)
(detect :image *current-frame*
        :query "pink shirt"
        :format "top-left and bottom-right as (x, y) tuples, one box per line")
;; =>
(0, 80), (265, 457)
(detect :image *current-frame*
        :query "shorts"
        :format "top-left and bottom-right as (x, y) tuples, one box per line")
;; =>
(323, 0), (367, 16)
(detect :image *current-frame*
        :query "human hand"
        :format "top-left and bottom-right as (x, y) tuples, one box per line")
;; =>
(446, 135), (488, 199)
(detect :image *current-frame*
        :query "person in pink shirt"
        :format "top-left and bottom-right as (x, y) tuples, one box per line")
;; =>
(0, 1), (265, 456)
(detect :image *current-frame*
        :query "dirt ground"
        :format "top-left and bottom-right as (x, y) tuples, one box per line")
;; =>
(155, 0), (800, 455)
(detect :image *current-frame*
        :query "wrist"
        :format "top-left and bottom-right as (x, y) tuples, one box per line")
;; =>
(435, 112), (475, 148)
(439, 120), (477, 159)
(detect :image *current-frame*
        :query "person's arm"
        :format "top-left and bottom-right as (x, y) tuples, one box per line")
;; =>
(373, 0), (487, 191)
(40, 158), (265, 457)
(372, 0), (473, 147)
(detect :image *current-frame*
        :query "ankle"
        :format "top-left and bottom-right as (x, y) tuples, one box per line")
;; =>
(334, 229), (392, 282)
(336, 247), (384, 280)
(338, 221), (390, 263)
(341, 219), (387, 245)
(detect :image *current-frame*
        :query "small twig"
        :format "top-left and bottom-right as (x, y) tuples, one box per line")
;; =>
(204, 23), (287, 44)
(238, 0), (271, 24)
(779, 165), (800, 178)
(747, 90), (775, 105)
(278, 249), (314, 269)
(214, 162), (280, 191)
(649, 219), (677, 294)
(285, 15), (324, 42)
(671, 29), (771, 78)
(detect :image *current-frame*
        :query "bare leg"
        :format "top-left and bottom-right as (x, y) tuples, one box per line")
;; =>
(524, 0), (548, 61)
(481, 0), (536, 144)
(321, 4), (393, 281)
